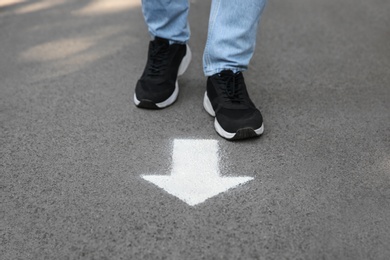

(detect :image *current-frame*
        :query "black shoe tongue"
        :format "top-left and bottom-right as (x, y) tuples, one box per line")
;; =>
(220, 70), (234, 75)
(154, 37), (169, 46)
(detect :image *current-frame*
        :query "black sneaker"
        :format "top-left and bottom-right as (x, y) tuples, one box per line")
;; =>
(203, 70), (264, 140)
(134, 37), (191, 109)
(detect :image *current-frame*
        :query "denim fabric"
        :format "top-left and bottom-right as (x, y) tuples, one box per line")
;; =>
(141, 0), (190, 44)
(141, 0), (267, 76)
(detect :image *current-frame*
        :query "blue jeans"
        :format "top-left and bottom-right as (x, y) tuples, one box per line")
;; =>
(141, 0), (267, 76)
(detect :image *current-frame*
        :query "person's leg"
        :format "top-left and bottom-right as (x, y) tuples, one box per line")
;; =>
(202, 0), (267, 140)
(141, 0), (190, 44)
(135, 0), (192, 109)
(203, 0), (267, 75)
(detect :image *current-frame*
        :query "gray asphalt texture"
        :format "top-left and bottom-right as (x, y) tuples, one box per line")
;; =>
(1, 0), (390, 259)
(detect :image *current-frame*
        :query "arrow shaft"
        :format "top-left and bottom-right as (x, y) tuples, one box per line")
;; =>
(171, 139), (219, 178)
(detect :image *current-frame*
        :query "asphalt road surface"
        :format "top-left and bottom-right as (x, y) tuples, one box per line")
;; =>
(1, 0), (390, 259)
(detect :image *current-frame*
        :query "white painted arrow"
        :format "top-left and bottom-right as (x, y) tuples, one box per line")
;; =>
(142, 139), (254, 206)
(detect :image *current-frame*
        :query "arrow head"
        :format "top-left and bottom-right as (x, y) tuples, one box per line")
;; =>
(142, 175), (254, 206)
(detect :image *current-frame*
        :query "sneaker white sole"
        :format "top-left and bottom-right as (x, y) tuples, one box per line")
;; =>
(203, 92), (264, 140)
(134, 45), (192, 109)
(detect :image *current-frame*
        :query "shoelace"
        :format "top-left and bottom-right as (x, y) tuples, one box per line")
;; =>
(216, 72), (245, 103)
(147, 41), (169, 77)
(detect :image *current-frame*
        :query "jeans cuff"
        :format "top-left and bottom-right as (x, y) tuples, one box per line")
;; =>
(204, 67), (246, 76)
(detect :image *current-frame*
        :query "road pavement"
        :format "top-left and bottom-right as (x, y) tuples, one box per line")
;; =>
(1, 0), (390, 259)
